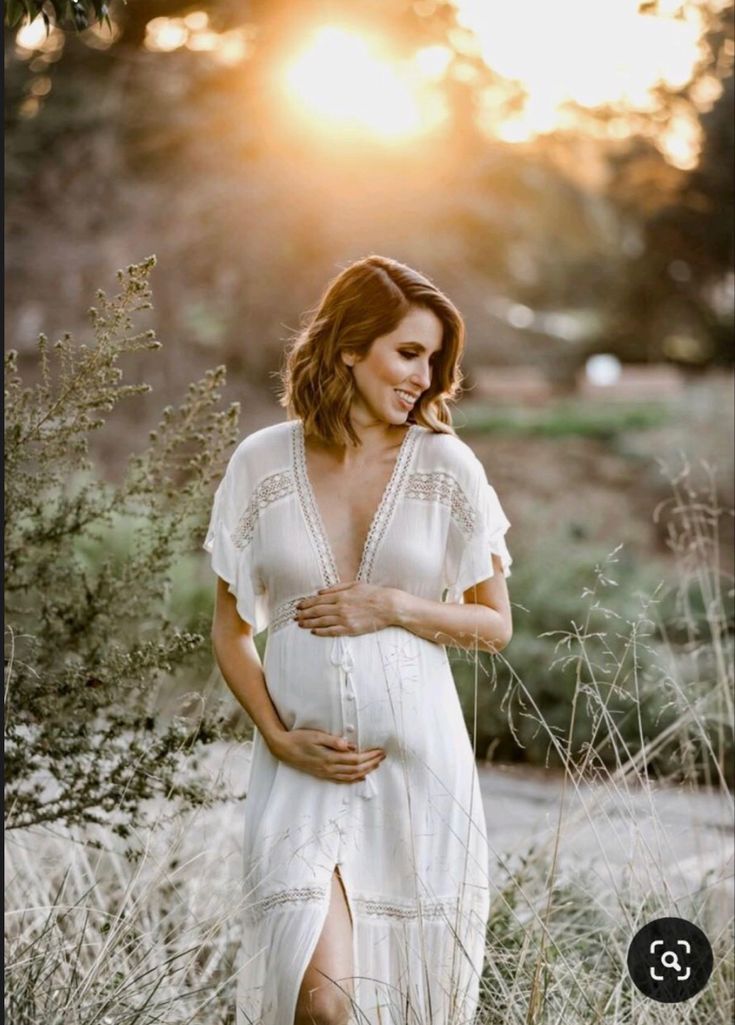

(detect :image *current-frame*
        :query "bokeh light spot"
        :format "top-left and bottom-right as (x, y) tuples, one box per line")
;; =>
(585, 354), (622, 387)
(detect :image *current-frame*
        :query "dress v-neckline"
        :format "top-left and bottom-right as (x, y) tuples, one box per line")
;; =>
(293, 419), (419, 587)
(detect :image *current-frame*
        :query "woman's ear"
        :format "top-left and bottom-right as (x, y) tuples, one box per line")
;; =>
(341, 350), (356, 368)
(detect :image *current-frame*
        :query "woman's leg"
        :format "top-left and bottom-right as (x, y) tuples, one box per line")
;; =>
(293, 866), (355, 1025)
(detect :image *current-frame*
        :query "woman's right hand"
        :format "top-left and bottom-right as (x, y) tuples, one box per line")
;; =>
(268, 729), (386, 783)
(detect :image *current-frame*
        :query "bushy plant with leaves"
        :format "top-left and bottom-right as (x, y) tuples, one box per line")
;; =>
(4, 256), (240, 835)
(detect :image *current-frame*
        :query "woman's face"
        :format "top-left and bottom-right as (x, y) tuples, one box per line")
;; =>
(343, 306), (444, 427)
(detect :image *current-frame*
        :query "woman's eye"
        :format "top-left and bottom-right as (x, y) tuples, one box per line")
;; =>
(399, 350), (438, 368)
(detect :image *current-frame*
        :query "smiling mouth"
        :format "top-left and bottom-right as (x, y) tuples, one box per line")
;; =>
(394, 389), (419, 406)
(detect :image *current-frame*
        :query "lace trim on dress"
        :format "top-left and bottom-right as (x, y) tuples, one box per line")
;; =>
(270, 594), (310, 634)
(292, 424), (340, 586)
(242, 886), (326, 924)
(404, 471), (475, 539)
(231, 470), (294, 551)
(292, 421), (421, 586)
(242, 887), (485, 925)
(357, 425), (421, 583)
(353, 895), (463, 921)
(243, 885), (481, 926)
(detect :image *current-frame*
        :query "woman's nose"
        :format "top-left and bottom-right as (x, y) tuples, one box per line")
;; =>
(413, 365), (431, 389)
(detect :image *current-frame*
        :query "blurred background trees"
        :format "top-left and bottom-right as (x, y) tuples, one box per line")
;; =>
(5, 1), (733, 471)
(5, 0), (734, 776)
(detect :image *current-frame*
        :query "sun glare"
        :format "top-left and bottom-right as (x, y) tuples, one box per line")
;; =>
(54, 0), (718, 164)
(414, 44), (454, 79)
(283, 26), (440, 141)
(453, 0), (706, 163)
(454, 0), (702, 106)
(278, 3), (713, 163)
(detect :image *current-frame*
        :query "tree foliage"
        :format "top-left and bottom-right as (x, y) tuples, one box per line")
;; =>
(4, 256), (240, 834)
(4, 0), (110, 31)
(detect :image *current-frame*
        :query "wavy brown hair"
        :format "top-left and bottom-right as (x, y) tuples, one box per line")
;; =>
(277, 255), (466, 448)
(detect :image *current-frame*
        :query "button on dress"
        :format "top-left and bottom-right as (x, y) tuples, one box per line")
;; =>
(203, 418), (513, 1025)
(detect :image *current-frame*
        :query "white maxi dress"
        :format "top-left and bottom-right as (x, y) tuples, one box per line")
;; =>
(203, 418), (512, 1025)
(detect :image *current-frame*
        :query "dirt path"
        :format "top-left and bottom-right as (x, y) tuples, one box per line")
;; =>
(477, 762), (733, 928)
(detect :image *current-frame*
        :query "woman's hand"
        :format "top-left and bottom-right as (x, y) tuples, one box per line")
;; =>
(269, 728), (386, 783)
(294, 582), (398, 636)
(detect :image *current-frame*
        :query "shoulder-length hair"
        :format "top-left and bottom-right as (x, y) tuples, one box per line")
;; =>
(277, 254), (466, 448)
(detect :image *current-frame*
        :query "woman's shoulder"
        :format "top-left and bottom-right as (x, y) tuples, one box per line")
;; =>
(415, 425), (482, 477)
(226, 419), (295, 476)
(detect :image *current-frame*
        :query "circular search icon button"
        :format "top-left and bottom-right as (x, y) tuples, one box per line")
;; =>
(627, 917), (714, 1003)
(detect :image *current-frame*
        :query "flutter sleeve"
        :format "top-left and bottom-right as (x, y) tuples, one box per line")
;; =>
(443, 454), (512, 604)
(202, 449), (268, 633)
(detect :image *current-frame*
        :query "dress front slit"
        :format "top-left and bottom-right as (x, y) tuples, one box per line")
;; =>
(286, 862), (357, 1025)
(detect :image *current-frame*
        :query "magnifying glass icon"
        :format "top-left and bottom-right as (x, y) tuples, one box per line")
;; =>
(661, 951), (682, 972)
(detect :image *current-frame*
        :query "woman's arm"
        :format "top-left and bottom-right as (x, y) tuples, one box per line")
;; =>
(389, 553), (512, 654)
(211, 577), (289, 752)
(212, 578), (387, 778)
(296, 553), (512, 653)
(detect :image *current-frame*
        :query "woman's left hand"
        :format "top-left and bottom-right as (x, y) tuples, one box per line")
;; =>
(294, 582), (398, 636)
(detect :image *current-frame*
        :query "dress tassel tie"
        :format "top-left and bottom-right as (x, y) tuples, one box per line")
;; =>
(329, 636), (376, 800)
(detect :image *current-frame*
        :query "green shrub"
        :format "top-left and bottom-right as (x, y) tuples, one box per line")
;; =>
(4, 256), (240, 835)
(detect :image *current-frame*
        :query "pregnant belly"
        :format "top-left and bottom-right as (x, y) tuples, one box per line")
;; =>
(263, 626), (455, 759)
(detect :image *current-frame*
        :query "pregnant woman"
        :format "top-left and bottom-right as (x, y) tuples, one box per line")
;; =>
(205, 255), (513, 1025)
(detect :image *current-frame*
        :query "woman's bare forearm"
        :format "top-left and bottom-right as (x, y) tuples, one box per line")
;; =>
(387, 588), (510, 654)
(211, 627), (288, 752)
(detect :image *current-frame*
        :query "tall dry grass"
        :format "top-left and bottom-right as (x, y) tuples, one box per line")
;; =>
(473, 459), (733, 1024)
(5, 465), (733, 1024)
